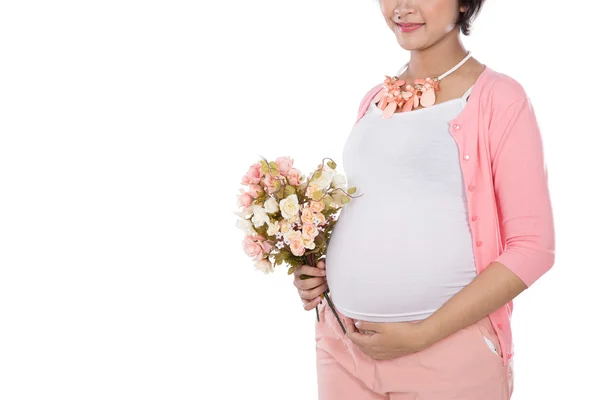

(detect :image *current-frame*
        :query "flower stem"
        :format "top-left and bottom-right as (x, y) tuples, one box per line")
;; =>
(304, 253), (346, 335)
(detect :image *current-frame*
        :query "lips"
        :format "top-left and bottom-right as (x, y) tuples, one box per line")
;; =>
(397, 22), (424, 32)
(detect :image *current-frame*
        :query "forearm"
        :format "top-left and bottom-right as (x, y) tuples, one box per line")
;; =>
(418, 261), (527, 348)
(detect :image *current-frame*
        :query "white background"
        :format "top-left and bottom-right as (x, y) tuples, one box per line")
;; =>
(0, 0), (598, 399)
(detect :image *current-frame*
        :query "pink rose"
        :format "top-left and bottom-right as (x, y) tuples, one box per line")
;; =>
(276, 156), (294, 176)
(302, 223), (318, 240)
(263, 174), (278, 194)
(288, 168), (301, 186)
(305, 185), (320, 200)
(248, 184), (263, 198)
(259, 239), (273, 254)
(237, 191), (253, 208)
(242, 163), (263, 185)
(242, 236), (264, 261)
(310, 200), (325, 213)
(289, 237), (306, 257)
(279, 220), (292, 234)
(301, 207), (314, 225)
(242, 235), (272, 261)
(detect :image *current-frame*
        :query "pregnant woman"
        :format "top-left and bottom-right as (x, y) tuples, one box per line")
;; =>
(292, 1), (555, 399)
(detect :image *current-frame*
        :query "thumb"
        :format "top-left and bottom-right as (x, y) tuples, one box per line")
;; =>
(344, 318), (357, 335)
(355, 320), (376, 332)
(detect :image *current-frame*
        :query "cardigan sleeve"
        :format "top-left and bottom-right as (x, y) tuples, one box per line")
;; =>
(489, 96), (556, 288)
(354, 84), (383, 124)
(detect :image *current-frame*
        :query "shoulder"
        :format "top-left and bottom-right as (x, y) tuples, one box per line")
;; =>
(479, 67), (530, 110)
(482, 68), (542, 151)
(358, 83), (383, 105)
(354, 82), (383, 122)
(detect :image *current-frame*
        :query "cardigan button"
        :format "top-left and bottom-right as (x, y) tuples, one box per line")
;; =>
(463, 154), (470, 160)
(471, 215), (478, 221)
(497, 323), (503, 330)
(476, 240), (483, 247)
(468, 185), (476, 192)
(453, 124), (460, 130)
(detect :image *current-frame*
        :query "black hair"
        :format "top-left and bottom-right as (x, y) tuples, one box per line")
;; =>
(457, 0), (486, 35)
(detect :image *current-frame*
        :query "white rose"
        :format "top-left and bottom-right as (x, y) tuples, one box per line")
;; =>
(234, 207), (254, 219)
(331, 191), (345, 208)
(279, 194), (300, 220)
(236, 218), (256, 236)
(332, 173), (347, 190)
(303, 238), (316, 250)
(255, 259), (274, 274)
(267, 221), (280, 236)
(251, 205), (270, 228)
(309, 169), (335, 191)
(264, 197), (279, 214)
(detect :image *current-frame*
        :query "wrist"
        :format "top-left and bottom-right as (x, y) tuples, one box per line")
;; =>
(414, 318), (438, 351)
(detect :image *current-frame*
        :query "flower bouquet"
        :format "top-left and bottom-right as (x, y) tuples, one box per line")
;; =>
(235, 156), (361, 334)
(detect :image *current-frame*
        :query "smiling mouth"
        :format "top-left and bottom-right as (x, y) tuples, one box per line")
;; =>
(396, 23), (425, 32)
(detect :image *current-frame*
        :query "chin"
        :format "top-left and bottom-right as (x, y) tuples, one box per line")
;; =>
(395, 38), (426, 52)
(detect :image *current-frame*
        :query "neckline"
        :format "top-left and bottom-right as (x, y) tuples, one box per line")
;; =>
(370, 96), (465, 117)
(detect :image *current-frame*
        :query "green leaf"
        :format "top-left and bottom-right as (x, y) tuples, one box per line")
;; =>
(261, 165), (269, 174)
(327, 160), (337, 170)
(287, 266), (296, 275)
(341, 195), (350, 204)
(287, 256), (304, 269)
(255, 223), (269, 237)
(314, 170), (322, 179)
(284, 185), (296, 197)
(347, 187), (357, 195)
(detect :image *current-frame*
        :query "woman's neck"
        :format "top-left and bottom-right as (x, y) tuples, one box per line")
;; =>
(401, 35), (471, 81)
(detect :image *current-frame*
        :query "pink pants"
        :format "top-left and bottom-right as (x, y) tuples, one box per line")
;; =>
(315, 299), (514, 400)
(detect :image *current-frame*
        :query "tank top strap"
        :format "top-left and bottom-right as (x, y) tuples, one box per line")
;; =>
(458, 84), (475, 108)
(461, 84), (475, 101)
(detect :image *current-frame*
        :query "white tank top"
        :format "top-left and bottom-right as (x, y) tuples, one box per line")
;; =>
(325, 86), (476, 322)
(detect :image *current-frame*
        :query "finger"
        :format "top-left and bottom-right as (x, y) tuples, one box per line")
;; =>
(302, 295), (322, 311)
(344, 318), (358, 335)
(294, 276), (326, 290)
(317, 259), (326, 269)
(345, 320), (364, 344)
(295, 265), (327, 278)
(299, 288), (314, 300)
(300, 281), (328, 299)
(355, 320), (380, 333)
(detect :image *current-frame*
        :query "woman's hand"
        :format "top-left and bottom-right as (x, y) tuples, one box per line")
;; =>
(293, 259), (327, 311)
(344, 319), (429, 361)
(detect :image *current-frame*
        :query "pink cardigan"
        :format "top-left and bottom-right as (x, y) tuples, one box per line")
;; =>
(354, 65), (555, 367)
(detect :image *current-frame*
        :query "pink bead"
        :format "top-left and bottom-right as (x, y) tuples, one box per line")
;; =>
(382, 101), (398, 119)
(420, 89), (436, 107)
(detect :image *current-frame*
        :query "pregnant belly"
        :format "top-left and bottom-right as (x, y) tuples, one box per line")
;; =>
(324, 202), (477, 322)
